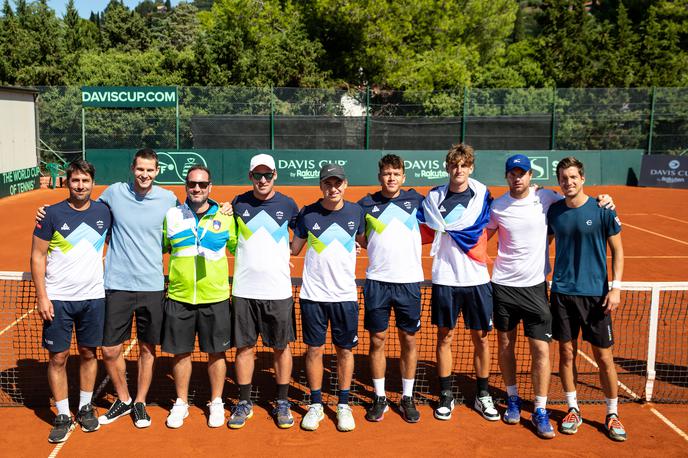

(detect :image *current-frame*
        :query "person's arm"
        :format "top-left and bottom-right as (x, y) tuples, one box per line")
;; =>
(291, 236), (307, 256)
(162, 216), (171, 254)
(604, 233), (624, 314)
(356, 233), (368, 250)
(30, 236), (54, 321)
(35, 205), (49, 222)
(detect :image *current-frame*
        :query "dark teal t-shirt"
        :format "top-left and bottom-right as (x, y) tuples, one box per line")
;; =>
(547, 197), (622, 296)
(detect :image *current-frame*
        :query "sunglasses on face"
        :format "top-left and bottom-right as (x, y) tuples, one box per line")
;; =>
(186, 181), (210, 189)
(251, 172), (274, 181)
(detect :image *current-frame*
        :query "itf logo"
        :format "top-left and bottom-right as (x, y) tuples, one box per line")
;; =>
(156, 151), (208, 184)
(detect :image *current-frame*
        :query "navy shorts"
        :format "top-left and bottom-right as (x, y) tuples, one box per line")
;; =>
(363, 279), (421, 334)
(42, 298), (105, 353)
(551, 292), (614, 349)
(431, 283), (493, 331)
(300, 299), (359, 349)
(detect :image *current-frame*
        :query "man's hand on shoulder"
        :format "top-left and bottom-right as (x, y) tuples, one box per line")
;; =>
(36, 204), (49, 222)
(218, 202), (233, 216)
(596, 194), (615, 211)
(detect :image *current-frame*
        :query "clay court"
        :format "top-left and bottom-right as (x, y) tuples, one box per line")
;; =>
(0, 183), (687, 457)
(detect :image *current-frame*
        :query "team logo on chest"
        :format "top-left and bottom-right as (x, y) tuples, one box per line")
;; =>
(276, 210), (284, 220)
(586, 220), (592, 226)
(312, 222), (321, 231)
(61, 223), (70, 231)
(372, 205), (380, 213)
(348, 220), (355, 230)
(403, 201), (411, 209)
(439, 205), (447, 213)
(213, 220), (222, 230)
(96, 220), (104, 229)
(242, 209), (250, 217)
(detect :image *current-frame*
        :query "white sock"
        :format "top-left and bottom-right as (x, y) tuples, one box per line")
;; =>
(606, 397), (618, 415)
(121, 397), (132, 405)
(373, 378), (385, 397)
(565, 391), (579, 411)
(78, 390), (93, 410)
(402, 378), (415, 398)
(55, 398), (70, 416)
(211, 397), (222, 405)
(534, 395), (547, 410)
(506, 384), (518, 398)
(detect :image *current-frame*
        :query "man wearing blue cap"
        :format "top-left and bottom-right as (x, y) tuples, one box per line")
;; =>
(487, 154), (614, 439)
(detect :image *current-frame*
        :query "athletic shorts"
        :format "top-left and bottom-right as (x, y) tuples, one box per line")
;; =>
(363, 279), (421, 334)
(161, 298), (232, 354)
(431, 283), (493, 331)
(42, 299), (105, 353)
(300, 299), (359, 349)
(492, 282), (552, 342)
(231, 296), (295, 350)
(102, 290), (165, 346)
(550, 292), (614, 349)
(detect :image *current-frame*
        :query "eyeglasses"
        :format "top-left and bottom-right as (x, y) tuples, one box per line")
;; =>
(251, 172), (274, 181)
(186, 180), (210, 189)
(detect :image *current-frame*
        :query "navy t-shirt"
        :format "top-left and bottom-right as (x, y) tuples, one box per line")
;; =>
(547, 197), (622, 296)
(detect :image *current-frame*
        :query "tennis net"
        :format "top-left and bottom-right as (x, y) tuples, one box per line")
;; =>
(0, 272), (686, 407)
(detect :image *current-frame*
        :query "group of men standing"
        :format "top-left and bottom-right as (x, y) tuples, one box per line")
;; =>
(31, 144), (627, 443)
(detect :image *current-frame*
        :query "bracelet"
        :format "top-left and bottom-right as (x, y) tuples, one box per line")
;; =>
(611, 280), (622, 290)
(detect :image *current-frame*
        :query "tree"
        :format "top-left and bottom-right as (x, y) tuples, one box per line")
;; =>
(101, 0), (151, 51)
(152, 2), (200, 50)
(64, 0), (81, 53)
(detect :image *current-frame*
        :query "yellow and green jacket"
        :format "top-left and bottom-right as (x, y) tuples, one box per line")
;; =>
(163, 199), (237, 304)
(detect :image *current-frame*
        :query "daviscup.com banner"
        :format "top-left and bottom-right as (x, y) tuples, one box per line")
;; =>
(639, 154), (688, 189)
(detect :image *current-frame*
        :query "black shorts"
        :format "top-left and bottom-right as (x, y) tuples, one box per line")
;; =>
(102, 290), (165, 346)
(231, 296), (295, 350)
(363, 279), (421, 334)
(300, 299), (359, 349)
(42, 299), (105, 353)
(550, 292), (614, 349)
(493, 282), (552, 342)
(161, 298), (232, 354)
(431, 283), (493, 331)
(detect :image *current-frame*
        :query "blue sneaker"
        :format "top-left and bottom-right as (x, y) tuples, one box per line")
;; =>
(531, 408), (555, 439)
(502, 395), (522, 424)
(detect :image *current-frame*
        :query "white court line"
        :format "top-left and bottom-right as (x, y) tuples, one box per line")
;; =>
(622, 222), (688, 246)
(649, 407), (688, 442)
(0, 307), (35, 336)
(654, 214), (688, 225)
(576, 349), (640, 400)
(47, 438), (71, 458)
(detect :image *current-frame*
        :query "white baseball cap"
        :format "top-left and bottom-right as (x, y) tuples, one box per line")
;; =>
(249, 153), (276, 171)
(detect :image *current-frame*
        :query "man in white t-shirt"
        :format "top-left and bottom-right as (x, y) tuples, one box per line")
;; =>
(488, 154), (614, 439)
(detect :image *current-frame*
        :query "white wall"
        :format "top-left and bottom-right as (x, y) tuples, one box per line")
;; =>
(0, 90), (38, 174)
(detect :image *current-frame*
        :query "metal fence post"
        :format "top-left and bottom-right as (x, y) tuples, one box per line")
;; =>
(270, 86), (275, 150)
(647, 86), (656, 155)
(365, 86), (371, 150)
(175, 86), (180, 150)
(461, 87), (468, 143)
(81, 106), (86, 160)
(550, 86), (557, 150)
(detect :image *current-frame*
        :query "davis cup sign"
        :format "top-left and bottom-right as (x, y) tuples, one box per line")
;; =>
(81, 86), (177, 108)
(639, 154), (688, 189)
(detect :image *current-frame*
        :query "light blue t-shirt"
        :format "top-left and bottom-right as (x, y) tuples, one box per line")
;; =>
(99, 182), (178, 291)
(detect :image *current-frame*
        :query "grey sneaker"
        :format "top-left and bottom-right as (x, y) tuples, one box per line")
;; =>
(272, 399), (294, 429)
(228, 400), (253, 429)
(76, 403), (100, 432)
(48, 414), (75, 443)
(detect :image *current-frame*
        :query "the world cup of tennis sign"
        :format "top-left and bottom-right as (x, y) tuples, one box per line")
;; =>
(81, 86), (177, 108)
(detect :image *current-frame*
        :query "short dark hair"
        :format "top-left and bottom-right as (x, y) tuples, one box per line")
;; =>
(186, 164), (211, 182)
(132, 148), (159, 168)
(66, 159), (95, 181)
(446, 143), (475, 168)
(378, 154), (404, 173)
(556, 156), (585, 181)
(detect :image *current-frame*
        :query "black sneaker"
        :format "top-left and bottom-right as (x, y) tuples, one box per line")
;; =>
(48, 414), (75, 443)
(400, 396), (420, 423)
(365, 395), (389, 422)
(132, 402), (151, 428)
(434, 390), (455, 421)
(97, 399), (132, 425)
(76, 403), (100, 432)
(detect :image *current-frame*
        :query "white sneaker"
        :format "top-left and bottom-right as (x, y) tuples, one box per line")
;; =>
(300, 403), (325, 431)
(474, 395), (500, 421)
(207, 399), (225, 428)
(166, 399), (189, 428)
(336, 404), (355, 432)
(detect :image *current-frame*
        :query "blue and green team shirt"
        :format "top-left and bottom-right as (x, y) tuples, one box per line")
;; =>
(33, 200), (112, 301)
(231, 191), (299, 300)
(547, 197), (622, 296)
(294, 200), (365, 302)
(357, 189), (424, 283)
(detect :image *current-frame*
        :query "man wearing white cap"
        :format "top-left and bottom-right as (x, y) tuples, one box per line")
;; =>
(227, 154), (300, 429)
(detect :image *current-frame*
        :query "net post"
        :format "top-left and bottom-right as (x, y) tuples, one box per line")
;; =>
(270, 86), (275, 150)
(644, 285), (661, 401)
(461, 86), (468, 143)
(646, 86), (656, 155)
(550, 86), (557, 150)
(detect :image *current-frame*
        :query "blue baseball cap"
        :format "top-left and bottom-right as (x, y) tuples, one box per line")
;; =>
(505, 154), (531, 173)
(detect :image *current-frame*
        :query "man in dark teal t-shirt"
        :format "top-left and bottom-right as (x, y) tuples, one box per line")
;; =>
(547, 156), (626, 442)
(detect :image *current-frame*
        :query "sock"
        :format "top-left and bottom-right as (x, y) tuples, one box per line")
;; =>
(78, 390), (93, 410)
(606, 397), (618, 416)
(338, 389), (350, 406)
(55, 398), (70, 416)
(310, 389), (322, 405)
(402, 378), (414, 398)
(439, 375), (452, 393)
(238, 384), (252, 402)
(565, 391), (579, 411)
(506, 385), (518, 398)
(372, 378), (385, 397)
(121, 397), (132, 405)
(534, 395), (547, 410)
(276, 383), (289, 401)
(210, 396), (222, 405)
(476, 377), (490, 397)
